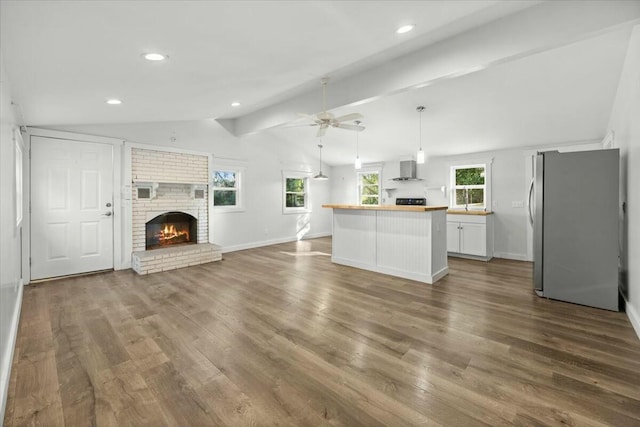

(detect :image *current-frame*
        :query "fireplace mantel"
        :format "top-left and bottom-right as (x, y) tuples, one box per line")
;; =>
(134, 182), (207, 201)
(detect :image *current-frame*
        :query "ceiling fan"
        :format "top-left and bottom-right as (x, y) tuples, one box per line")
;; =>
(297, 77), (365, 137)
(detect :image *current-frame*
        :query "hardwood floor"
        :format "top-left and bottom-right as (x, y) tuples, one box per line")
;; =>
(4, 237), (640, 426)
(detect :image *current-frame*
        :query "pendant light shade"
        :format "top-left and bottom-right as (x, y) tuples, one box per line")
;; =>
(354, 120), (362, 170)
(314, 143), (329, 180)
(416, 106), (425, 164)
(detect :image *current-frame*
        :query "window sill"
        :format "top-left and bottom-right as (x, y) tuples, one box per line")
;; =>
(283, 208), (311, 215)
(450, 207), (487, 211)
(214, 206), (245, 213)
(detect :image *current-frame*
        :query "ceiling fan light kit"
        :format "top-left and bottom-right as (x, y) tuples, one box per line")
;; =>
(416, 105), (425, 164)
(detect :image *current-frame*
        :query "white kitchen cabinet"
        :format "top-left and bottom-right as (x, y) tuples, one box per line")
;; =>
(447, 213), (494, 261)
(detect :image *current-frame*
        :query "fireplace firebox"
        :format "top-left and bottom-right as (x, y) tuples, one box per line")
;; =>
(146, 211), (197, 250)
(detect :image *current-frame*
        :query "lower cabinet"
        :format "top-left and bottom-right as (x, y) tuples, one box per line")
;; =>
(447, 213), (494, 261)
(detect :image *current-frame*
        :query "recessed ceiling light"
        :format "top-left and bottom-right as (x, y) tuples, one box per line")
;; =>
(106, 99), (122, 105)
(231, 102), (241, 107)
(396, 24), (414, 34)
(143, 53), (167, 61)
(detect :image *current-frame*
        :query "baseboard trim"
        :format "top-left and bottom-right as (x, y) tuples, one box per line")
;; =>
(222, 232), (332, 253)
(624, 296), (640, 340)
(331, 256), (446, 285)
(1, 279), (23, 422)
(493, 252), (530, 261)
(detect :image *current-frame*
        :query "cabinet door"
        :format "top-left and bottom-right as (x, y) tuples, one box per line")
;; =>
(446, 222), (460, 252)
(460, 222), (486, 256)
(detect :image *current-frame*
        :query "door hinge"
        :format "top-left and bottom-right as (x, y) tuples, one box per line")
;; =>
(29, 257), (32, 266)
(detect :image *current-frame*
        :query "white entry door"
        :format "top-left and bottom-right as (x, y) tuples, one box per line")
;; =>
(31, 136), (114, 280)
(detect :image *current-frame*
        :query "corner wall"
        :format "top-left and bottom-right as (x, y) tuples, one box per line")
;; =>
(607, 25), (640, 338)
(0, 55), (23, 421)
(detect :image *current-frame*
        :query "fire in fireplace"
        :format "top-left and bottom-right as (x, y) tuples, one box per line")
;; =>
(146, 211), (197, 250)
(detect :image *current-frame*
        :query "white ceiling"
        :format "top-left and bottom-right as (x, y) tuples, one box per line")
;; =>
(1, 1), (639, 165)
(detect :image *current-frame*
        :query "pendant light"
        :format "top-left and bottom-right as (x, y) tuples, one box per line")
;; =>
(416, 106), (425, 164)
(314, 143), (329, 180)
(354, 120), (362, 169)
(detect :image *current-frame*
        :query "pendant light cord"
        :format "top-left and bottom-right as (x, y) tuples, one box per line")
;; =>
(355, 120), (361, 157)
(417, 106), (424, 151)
(419, 111), (422, 150)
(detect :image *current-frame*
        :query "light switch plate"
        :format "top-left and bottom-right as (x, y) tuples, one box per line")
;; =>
(511, 200), (524, 208)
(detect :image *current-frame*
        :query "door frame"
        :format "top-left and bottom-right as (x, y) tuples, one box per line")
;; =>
(23, 128), (124, 284)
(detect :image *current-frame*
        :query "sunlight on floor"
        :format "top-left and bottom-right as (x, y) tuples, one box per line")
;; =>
(279, 251), (330, 257)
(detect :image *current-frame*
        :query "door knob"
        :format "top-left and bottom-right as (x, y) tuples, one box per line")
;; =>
(104, 211), (112, 217)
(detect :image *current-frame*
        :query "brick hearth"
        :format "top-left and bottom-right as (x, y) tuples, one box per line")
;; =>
(132, 243), (222, 275)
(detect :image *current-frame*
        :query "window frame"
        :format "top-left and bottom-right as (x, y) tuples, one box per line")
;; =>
(356, 167), (382, 206)
(212, 164), (245, 213)
(282, 171), (311, 214)
(449, 159), (492, 210)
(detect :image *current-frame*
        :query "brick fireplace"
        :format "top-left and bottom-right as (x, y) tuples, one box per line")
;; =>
(130, 148), (221, 275)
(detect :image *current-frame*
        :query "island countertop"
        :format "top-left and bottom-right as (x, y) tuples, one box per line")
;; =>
(322, 204), (448, 212)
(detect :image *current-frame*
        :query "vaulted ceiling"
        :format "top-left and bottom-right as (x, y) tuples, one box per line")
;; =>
(2, 1), (639, 165)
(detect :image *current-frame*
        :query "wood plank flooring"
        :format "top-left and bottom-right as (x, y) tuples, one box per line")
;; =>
(4, 237), (640, 426)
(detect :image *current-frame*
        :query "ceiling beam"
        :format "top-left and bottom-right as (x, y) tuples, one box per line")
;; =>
(221, 0), (640, 136)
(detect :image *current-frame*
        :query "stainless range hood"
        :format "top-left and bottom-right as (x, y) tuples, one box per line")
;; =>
(391, 160), (423, 181)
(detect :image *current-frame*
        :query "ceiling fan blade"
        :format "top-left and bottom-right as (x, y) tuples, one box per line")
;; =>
(297, 112), (314, 120)
(316, 126), (328, 138)
(283, 123), (319, 129)
(335, 123), (365, 131)
(334, 112), (363, 123)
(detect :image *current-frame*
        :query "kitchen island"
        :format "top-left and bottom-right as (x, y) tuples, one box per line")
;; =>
(322, 204), (449, 284)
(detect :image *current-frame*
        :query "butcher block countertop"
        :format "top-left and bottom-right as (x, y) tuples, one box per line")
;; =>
(322, 204), (448, 212)
(447, 209), (494, 216)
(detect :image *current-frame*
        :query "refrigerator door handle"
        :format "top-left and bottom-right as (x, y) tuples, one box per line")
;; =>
(527, 177), (534, 226)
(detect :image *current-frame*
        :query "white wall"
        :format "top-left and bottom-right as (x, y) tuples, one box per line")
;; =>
(0, 55), (23, 422)
(45, 120), (333, 253)
(607, 25), (640, 338)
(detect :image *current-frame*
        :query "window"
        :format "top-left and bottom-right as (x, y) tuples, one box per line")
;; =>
(212, 166), (244, 212)
(285, 178), (306, 207)
(450, 162), (491, 210)
(358, 171), (380, 205)
(283, 171), (311, 213)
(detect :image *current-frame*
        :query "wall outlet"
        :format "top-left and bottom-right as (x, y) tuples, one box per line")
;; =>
(511, 200), (524, 208)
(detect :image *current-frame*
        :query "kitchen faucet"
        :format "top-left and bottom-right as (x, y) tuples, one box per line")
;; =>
(464, 187), (469, 211)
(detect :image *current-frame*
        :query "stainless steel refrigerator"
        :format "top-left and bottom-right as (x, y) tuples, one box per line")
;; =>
(528, 149), (619, 311)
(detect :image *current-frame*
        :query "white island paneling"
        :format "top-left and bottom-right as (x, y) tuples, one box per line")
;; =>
(324, 205), (448, 284)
